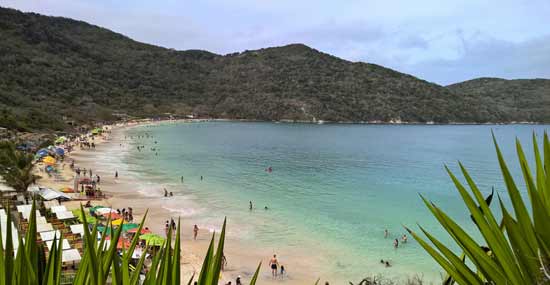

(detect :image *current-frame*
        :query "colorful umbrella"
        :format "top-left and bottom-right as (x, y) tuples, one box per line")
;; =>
(60, 187), (74, 193)
(72, 209), (97, 224)
(88, 205), (105, 215)
(43, 156), (56, 165)
(111, 218), (124, 226)
(121, 223), (139, 232)
(102, 212), (122, 220)
(54, 136), (67, 144)
(95, 208), (117, 215)
(127, 227), (151, 234)
(139, 233), (165, 246)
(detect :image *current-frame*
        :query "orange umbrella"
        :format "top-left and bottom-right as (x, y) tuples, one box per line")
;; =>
(102, 212), (122, 220)
(43, 156), (56, 165)
(60, 187), (75, 193)
(127, 228), (151, 234)
(105, 236), (131, 249)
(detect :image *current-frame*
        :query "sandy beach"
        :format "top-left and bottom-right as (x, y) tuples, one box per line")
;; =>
(36, 121), (329, 285)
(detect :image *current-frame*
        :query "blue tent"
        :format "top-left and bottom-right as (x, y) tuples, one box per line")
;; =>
(55, 148), (65, 156)
(36, 149), (49, 157)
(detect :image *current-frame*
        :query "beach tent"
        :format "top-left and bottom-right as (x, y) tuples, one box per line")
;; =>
(56, 211), (75, 220)
(34, 187), (71, 201)
(70, 224), (85, 235)
(62, 249), (81, 263)
(51, 205), (68, 214)
(55, 147), (65, 156)
(36, 149), (49, 157)
(139, 233), (165, 246)
(43, 156), (56, 165)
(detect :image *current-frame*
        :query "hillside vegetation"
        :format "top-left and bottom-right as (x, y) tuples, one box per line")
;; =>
(0, 7), (549, 131)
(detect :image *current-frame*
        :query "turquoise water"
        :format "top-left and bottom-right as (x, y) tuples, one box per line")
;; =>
(121, 122), (548, 282)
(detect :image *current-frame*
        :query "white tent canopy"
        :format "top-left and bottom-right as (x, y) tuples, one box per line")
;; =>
(51, 205), (68, 214)
(29, 186), (71, 201)
(56, 211), (75, 220)
(46, 239), (71, 250)
(62, 249), (81, 262)
(40, 230), (61, 241)
(70, 224), (84, 235)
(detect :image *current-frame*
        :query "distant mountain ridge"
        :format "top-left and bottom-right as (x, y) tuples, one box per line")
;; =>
(0, 7), (549, 131)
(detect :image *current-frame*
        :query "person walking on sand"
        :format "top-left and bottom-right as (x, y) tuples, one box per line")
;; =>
(269, 254), (279, 277)
(115, 170), (118, 179)
(236, 276), (242, 285)
(193, 224), (199, 240)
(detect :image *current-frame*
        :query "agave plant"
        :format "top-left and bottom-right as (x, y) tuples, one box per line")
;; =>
(0, 200), (261, 284)
(407, 132), (550, 284)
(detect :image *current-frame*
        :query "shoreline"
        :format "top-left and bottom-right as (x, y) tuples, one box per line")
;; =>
(39, 121), (328, 285)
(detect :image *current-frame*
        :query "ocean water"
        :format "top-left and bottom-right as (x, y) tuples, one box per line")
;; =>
(117, 122), (548, 282)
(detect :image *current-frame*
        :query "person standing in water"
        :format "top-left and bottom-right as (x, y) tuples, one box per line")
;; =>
(394, 238), (399, 249)
(384, 229), (389, 238)
(200, 175), (203, 181)
(269, 254), (279, 277)
(181, 176), (184, 183)
(193, 224), (199, 240)
(115, 170), (118, 179)
(249, 201), (253, 211)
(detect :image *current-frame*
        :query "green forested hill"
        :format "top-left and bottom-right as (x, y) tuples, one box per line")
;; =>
(1, 7), (549, 131)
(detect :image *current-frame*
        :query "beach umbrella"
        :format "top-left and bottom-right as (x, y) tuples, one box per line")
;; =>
(72, 209), (97, 224)
(111, 218), (124, 226)
(88, 205), (105, 215)
(102, 212), (122, 220)
(55, 147), (65, 156)
(54, 136), (67, 144)
(105, 237), (131, 249)
(127, 227), (151, 234)
(139, 233), (165, 246)
(60, 187), (74, 193)
(121, 223), (139, 232)
(97, 226), (112, 235)
(43, 156), (56, 165)
(95, 208), (117, 215)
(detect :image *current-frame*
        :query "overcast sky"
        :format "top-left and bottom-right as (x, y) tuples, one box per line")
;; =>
(3, 0), (550, 85)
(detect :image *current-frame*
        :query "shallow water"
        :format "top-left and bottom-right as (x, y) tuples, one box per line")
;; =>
(109, 122), (548, 282)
